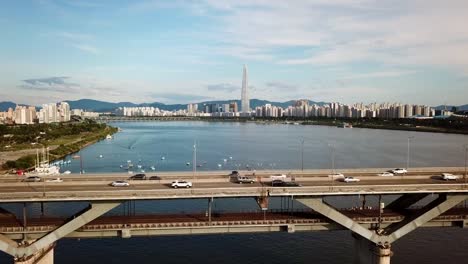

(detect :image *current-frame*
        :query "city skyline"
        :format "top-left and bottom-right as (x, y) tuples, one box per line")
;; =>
(1, 1), (468, 106)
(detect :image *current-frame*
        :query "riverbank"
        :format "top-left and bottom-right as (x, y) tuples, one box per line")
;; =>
(0, 121), (118, 173)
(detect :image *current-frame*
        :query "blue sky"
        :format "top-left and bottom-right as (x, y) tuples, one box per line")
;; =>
(1, 0), (468, 106)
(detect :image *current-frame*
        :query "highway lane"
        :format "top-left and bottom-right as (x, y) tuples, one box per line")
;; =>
(0, 169), (465, 183)
(1, 167), (464, 180)
(0, 177), (464, 193)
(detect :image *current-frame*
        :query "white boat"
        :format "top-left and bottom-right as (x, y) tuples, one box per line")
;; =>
(186, 162), (190, 166)
(99, 155), (103, 158)
(30, 148), (61, 176)
(229, 157), (233, 160)
(161, 156), (166, 160)
(63, 170), (71, 175)
(106, 134), (113, 140)
(217, 164), (222, 167)
(137, 165), (142, 169)
(127, 160), (132, 163)
(150, 166), (156, 171)
(223, 159), (227, 162)
(140, 169), (145, 173)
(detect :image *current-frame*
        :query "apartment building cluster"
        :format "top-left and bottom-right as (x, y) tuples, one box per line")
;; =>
(115, 106), (187, 117)
(0, 102), (71, 125)
(71, 109), (100, 118)
(0, 105), (37, 124)
(254, 100), (436, 119)
(38, 102), (71, 123)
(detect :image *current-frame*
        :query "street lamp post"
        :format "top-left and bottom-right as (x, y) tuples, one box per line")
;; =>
(328, 143), (336, 188)
(300, 138), (305, 172)
(330, 144), (336, 174)
(406, 136), (414, 170)
(464, 144), (467, 185)
(193, 141), (197, 183)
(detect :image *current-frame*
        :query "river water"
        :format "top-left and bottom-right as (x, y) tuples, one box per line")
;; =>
(1, 121), (467, 263)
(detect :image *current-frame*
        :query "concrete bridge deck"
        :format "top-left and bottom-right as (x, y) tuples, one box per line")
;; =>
(0, 167), (466, 203)
(0, 167), (467, 263)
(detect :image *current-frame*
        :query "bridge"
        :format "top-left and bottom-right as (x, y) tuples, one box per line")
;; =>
(0, 167), (467, 264)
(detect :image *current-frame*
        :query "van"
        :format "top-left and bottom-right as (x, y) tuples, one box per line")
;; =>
(236, 175), (255, 184)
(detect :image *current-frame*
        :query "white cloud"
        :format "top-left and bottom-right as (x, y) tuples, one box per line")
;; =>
(72, 44), (99, 54)
(187, 0), (468, 73)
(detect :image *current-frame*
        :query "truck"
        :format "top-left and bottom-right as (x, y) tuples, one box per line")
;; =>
(269, 174), (288, 181)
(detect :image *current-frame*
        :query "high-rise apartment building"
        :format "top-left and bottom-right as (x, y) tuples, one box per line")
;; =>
(241, 65), (250, 113)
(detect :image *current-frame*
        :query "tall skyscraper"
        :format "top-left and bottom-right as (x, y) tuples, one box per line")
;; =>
(241, 64), (250, 113)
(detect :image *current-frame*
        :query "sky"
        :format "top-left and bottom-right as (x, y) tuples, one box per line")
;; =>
(1, 0), (468, 106)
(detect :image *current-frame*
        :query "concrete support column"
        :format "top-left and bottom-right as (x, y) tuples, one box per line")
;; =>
(353, 233), (392, 264)
(15, 244), (54, 264)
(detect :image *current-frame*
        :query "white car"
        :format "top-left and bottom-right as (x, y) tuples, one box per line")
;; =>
(172, 180), (192, 188)
(391, 168), (408, 174)
(46, 178), (63, 183)
(378, 172), (394, 177)
(343, 177), (361, 183)
(441, 173), (459, 181)
(110, 181), (130, 187)
(329, 173), (344, 179)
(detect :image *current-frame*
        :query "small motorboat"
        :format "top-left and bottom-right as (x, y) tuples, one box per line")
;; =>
(186, 162), (190, 166)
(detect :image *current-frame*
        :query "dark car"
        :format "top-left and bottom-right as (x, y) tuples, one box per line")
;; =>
(23, 176), (42, 182)
(128, 174), (146, 180)
(231, 171), (239, 176)
(148, 175), (161, 180)
(271, 180), (301, 187)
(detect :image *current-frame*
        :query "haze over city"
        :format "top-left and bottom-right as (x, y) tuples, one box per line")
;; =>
(1, 0), (468, 106)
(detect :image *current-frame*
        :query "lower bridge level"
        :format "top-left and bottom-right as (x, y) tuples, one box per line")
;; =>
(1, 208), (467, 239)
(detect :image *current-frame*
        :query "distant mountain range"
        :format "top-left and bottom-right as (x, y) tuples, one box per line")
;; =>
(1, 99), (466, 112)
(0, 101), (16, 111)
(434, 105), (468, 111)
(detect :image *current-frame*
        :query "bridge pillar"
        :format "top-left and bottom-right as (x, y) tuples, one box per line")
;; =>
(14, 243), (54, 264)
(353, 233), (391, 264)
